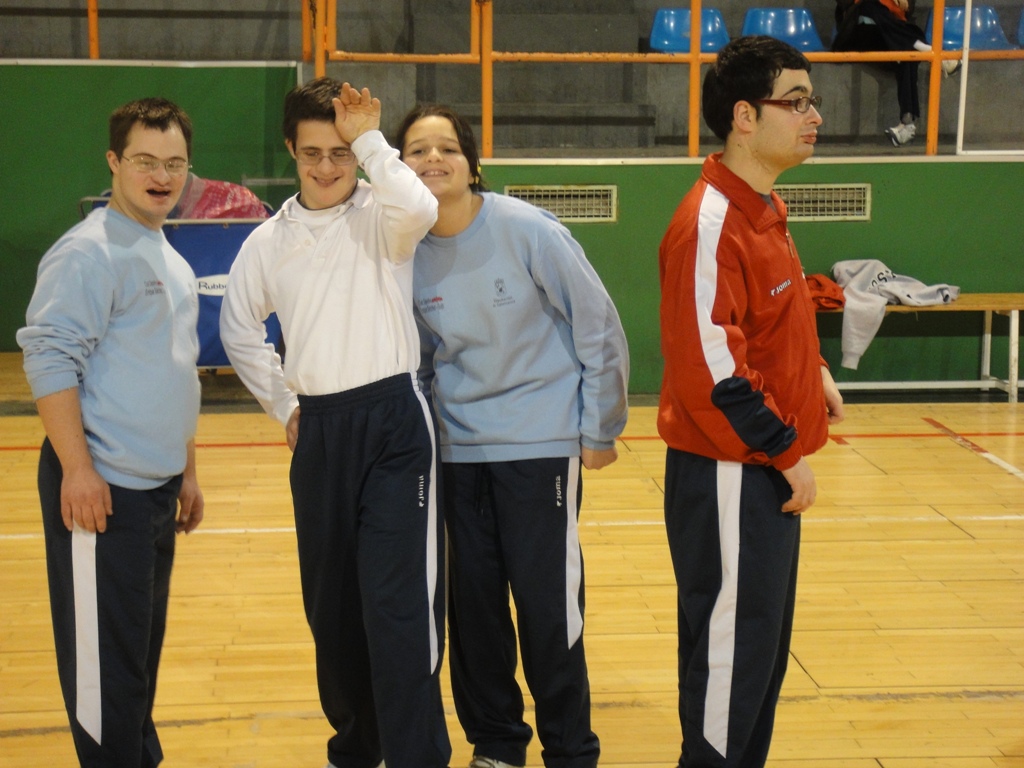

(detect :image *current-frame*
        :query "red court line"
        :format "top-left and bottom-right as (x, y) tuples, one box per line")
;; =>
(920, 417), (1024, 479)
(5, 430), (1020, 454)
(829, 432), (982, 440)
(620, 431), (1024, 442)
(921, 417), (990, 455)
(1, 441), (288, 452)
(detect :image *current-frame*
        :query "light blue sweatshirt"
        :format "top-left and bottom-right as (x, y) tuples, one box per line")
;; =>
(18, 207), (201, 490)
(413, 192), (629, 463)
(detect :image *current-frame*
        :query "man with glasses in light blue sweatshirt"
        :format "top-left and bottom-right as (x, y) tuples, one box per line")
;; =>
(18, 97), (204, 767)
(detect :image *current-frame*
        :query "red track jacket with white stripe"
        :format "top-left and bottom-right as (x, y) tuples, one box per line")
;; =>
(657, 153), (829, 471)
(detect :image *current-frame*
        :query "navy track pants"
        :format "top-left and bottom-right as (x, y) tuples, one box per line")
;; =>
(664, 448), (800, 768)
(39, 438), (180, 768)
(290, 373), (450, 768)
(444, 457), (599, 768)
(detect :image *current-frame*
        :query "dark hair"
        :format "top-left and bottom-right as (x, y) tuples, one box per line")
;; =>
(282, 77), (342, 146)
(702, 36), (811, 142)
(394, 104), (487, 193)
(109, 98), (193, 159)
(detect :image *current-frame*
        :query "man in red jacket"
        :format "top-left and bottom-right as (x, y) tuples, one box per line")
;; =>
(657, 36), (845, 768)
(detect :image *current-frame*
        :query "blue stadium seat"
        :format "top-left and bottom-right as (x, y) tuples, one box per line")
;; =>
(925, 6), (1017, 50)
(649, 7), (730, 53)
(740, 7), (826, 52)
(1018, 7), (1024, 46)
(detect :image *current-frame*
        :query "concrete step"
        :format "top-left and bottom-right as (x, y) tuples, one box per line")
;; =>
(418, 61), (648, 105)
(452, 101), (656, 149)
(413, 12), (643, 55)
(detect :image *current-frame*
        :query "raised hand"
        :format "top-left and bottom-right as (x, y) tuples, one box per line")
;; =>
(332, 82), (381, 145)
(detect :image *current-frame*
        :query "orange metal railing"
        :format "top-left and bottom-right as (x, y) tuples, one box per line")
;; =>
(311, 0), (1024, 158)
(87, 0), (100, 59)
(71, 1), (1024, 157)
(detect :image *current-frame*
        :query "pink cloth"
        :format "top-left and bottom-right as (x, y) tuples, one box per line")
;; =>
(172, 174), (269, 219)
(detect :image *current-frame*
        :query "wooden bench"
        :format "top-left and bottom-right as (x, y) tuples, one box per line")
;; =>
(824, 292), (1023, 403)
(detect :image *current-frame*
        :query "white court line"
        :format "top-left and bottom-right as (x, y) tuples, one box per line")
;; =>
(966, 451), (1024, 481)
(5, 515), (1024, 542)
(185, 526), (297, 535)
(807, 514), (1024, 523)
(582, 518), (942, 527)
(923, 417), (1024, 482)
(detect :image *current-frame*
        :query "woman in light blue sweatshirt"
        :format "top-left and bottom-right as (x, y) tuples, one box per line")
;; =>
(397, 105), (629, 768)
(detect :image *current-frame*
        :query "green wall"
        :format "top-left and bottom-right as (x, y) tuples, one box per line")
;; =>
(0, 62), (298, 358)
(483, 160), (1024, 392)
(3, 64), (1022, 394)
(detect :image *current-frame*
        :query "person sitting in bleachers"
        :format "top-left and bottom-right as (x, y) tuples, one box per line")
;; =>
(832, 0), (960, 147)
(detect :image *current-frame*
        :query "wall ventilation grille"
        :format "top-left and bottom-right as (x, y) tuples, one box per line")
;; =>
(773, 183), (871, 222)
(504, 184), (618, 222)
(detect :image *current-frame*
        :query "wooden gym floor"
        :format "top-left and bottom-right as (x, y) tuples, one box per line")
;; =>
(1, 353), (1021, 767)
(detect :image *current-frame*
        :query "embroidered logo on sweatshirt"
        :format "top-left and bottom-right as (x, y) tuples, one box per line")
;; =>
(418, 295), (445, 313)
(144, 280), (166, 297)
(493, 277), (516, 308)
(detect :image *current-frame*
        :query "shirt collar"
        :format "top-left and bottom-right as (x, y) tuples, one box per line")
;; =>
(702, 152), (788, 232)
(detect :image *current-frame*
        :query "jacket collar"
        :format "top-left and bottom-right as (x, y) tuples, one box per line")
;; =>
(282, 178), (373, 220)
(701, 153), (788, 233)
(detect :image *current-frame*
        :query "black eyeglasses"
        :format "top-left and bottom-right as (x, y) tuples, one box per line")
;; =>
(755, 95), (823, 114)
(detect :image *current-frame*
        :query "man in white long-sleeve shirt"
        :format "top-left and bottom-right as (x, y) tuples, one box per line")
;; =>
(219, 78), (450, 768)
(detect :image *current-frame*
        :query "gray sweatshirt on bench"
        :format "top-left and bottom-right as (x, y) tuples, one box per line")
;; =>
(832, 259), (960, 369)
